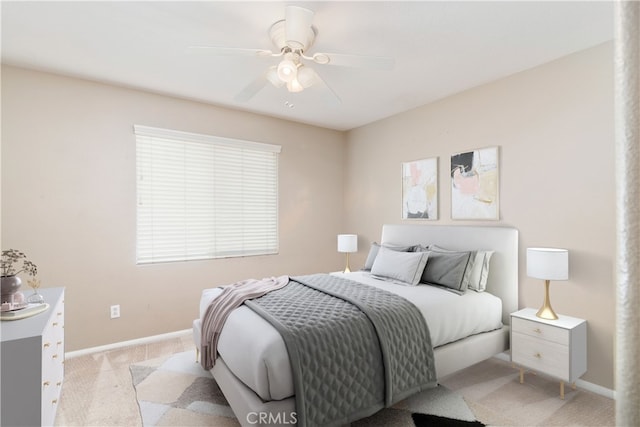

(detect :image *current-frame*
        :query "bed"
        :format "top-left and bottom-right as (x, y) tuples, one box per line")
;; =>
(192, 224), (518, 426)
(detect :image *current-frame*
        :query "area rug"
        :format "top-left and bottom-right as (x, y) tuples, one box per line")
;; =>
(130, 351), (484, 426)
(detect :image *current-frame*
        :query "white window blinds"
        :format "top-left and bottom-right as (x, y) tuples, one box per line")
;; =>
(135, 125), (280, 264)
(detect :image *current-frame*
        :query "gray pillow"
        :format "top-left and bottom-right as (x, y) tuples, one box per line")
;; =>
(427, 245), (474, 290)
(362, 242), (416, 271)
(421, 249), (472, 294)
(370, 247), (429, 286)
(429, 245), (494, 292)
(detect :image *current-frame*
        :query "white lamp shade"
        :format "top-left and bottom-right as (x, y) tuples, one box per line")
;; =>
(337, 234), (358, 253)
(527, 248), (569, 280)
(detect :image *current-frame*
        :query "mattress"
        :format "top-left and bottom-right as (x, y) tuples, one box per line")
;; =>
(197, 271), (503, 402)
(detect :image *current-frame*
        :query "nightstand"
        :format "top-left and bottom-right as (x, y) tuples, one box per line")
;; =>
(510, 308), (587, 399)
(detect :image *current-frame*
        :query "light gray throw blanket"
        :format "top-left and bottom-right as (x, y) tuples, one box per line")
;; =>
(200, 275), (289, 370)
(245, 273), (437, 427)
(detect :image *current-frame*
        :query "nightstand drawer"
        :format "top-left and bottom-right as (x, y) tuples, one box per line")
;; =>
(512, 331), (569, 380)
(512, 317), (569, 345)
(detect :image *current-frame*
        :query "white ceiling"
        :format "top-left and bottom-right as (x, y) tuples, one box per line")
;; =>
(1, 1), (613, 131)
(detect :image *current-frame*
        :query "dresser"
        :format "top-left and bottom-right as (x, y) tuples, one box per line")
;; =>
(1, 287), (65, 426)
(510, 308), (586, 399)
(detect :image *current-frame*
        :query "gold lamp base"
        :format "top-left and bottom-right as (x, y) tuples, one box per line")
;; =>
(343, 253), (351, 273)
(536, 279), (558, 320)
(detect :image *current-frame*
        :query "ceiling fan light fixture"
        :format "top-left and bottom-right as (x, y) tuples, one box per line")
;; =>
(286, 78), (304, 93)
(277, 58), (298, 82)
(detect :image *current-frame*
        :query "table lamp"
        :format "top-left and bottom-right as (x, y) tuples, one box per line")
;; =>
(526, 247), (569, 320)
(337, 234), (358, 273)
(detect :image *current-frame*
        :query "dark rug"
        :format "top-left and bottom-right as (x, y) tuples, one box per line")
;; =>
(412, 412), (485, 426)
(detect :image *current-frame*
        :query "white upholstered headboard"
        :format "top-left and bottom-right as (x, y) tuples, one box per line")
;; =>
(380, 224), (518, 325)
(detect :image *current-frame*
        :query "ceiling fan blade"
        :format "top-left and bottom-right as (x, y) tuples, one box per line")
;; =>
(187, 46), (274, 58)
(234, 73), (269, 102)
(306, 69), (341, 106)
(312, 52), (395, 70)
(285, 5), (314, 48)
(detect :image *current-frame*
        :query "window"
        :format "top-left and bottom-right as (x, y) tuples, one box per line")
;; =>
(135, 125), (280, 264)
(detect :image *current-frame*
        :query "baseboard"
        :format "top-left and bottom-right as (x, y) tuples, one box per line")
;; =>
(492, 352), (615, 400)
(65, 329), (192, 359)
(575, 378), (616, 400)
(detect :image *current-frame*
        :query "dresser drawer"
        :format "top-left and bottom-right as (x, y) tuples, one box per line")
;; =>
(512, 317), (569, 345)
(512, 331), (569, 381)
(41, 294), (65, 426)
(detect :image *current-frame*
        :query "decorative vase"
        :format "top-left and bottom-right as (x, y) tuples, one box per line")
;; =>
(26, 278), (45, 304)
(1, 275), (22, 303)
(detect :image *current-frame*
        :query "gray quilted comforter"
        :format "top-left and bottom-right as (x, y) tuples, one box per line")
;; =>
(244, 273), (437, 427)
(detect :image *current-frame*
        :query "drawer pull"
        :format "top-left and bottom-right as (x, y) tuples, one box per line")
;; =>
(57, 312), (63, 316)
(43, 381), (50, 387)
(533, 328), (542, 334)
(52, 322), (59, 326)
(52, 399), (58, 405)
(56, 382), (62, 386)
(57, 341), (63, 346)
(534, 352), (542, 359)
(43, 343), (51, 348)
(52, 354), (58, 359)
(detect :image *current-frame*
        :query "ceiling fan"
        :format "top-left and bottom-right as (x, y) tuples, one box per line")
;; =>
(189, 5), (394, 103)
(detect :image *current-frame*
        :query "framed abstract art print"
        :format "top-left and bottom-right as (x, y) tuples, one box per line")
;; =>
(450, 146), (499, 220)
(402, 157), (438, 220)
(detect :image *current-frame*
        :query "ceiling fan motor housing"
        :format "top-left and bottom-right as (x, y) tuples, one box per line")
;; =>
(269, 20), (317, 53)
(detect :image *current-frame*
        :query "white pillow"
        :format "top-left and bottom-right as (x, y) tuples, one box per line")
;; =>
(362, 242), (416, 271)
(370, 247), (429, 286)
(468, 250), (494, 292)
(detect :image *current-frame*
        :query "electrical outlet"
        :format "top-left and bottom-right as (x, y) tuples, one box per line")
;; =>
(110, 304), (120, 319)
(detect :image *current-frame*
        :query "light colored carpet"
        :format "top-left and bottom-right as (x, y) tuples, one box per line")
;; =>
(439, 358), (616, 426)
(130, 351), (481, 426)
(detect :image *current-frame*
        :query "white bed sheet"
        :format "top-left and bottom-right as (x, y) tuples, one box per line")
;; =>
(197, 272), (503, 402)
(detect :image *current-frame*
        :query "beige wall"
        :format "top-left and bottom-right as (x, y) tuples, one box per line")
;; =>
(1, 66), (347, 351)
(344, 42), (615, 389)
